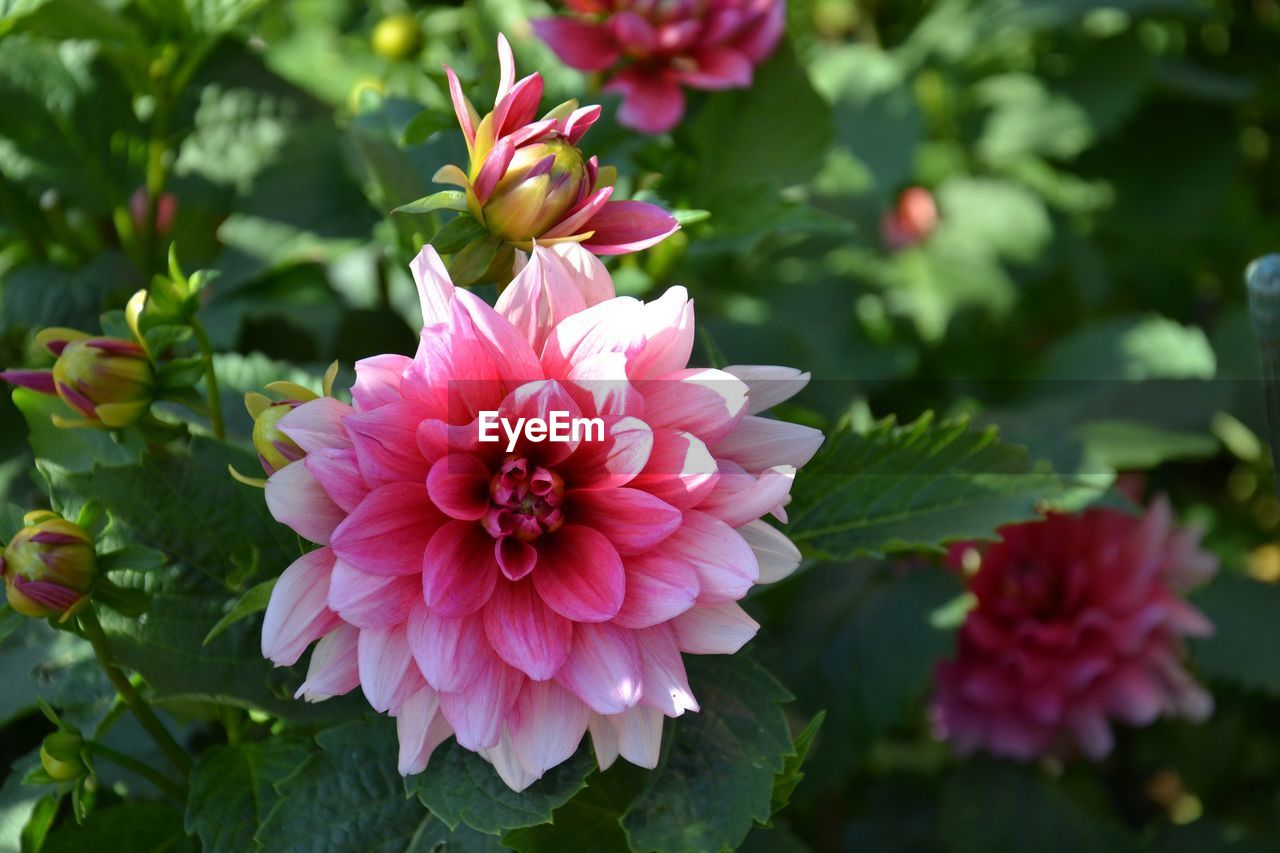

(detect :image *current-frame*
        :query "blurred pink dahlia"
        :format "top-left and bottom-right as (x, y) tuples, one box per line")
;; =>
(437, 34), (678, 254)
(258, 241), (822, 789)
(533, 0), (787, 134)
(932, 499), (1218, 762)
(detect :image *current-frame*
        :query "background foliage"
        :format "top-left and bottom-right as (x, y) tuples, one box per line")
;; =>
(1, 0), (1279, 850)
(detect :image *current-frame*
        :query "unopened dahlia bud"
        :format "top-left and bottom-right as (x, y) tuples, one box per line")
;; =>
(51, 336), (155, 428)
(2, 510), (97, 618)
(244, 363), (339, 477)
(40, 731), (88, 782)
(482, 140), (589, 243)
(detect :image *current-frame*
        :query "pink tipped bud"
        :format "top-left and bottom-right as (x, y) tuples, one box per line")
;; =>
(252, 401), (307, 475)
(51, 337), (154, 428)
(3, 510), (96, 618)
(882, 187), (939, 251)
(482, 139), (589, 243)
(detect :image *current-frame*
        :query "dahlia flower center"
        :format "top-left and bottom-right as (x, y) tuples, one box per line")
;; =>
(482, 458), (565, 542)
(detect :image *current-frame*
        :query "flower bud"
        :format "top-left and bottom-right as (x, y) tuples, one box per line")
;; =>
(251, 397), (306, 475)
(51, 337), (154, 428)
(40, 731), (88, 782)
(482, 139), (588, 243)
(2, 510), (97, 618)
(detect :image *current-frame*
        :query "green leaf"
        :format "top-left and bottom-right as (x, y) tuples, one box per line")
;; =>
(393, 191), (468, 215)
(0, 618), (105, 729)
(157, 356), (208, 392)
(13, 388), (144, 474)
(1073, 421), (1218, 471)
(939, 759), (1140, 853)
(402, 109), (456, 145)
(44, 437), (298, 585)
(0, 502), (24, 541)
(186, 738), (312, 853)
(0, 749), (54, 853)
(1190, 574), (1280, 695)
(621, 656), (794, 853)
(769, 710), (824, 819)
(406, 740), (594, 835)
(501, 765), (650, 853)
(203, 577), (276, 645)
(0, 0), (140, 43)
(787, 413), (1065, 560)
(97, 545), (168, 574)
(40, 801), (194, 853)
(431, 214), (489, 255)
(1039, 315), (1217, 381)
(258, 718), (501, 852)
(447, 236), (512, 288)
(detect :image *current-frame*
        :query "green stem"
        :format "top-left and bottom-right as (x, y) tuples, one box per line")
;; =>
(78, 608), (192, 777)
(190, 318), (225, 440)
(86, 741), (187, 803)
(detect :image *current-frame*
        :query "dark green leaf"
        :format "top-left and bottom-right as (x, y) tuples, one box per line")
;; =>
(939, 759), (1140, 853)
(621, 656), (794, 853)
(97, 545), (168, 573)
(787, 413), (1065, 559)
(258, 718), (501, 852)
(769, 710), (824, 819)
(430, 215), (489, 255)
(1190, 573), (1280, 695)
(203, 577), (276, 645)
(406, 740), (594, 835)
(186, 738), (312, 853)
(41, 801), (194, 853)
(501, 764), (650, 853)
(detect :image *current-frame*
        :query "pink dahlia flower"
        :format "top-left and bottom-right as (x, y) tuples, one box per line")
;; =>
(436, 34), (678, 255)
(533, 0), (787, 134)
(258, 241), (822, 789)
(932, 499), (1218, 762)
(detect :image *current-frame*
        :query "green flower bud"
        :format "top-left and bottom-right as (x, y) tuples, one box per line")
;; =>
(40, 731), (87, 782)
(51, 337), (154, 428)
(482, 139), (588, 243)
(251, 398), (306, 475)
(2, 510), (96, 618)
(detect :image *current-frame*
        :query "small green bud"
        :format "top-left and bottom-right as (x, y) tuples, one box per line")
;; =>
(51, 337), (154, 428)
(40, 732), (87, 782)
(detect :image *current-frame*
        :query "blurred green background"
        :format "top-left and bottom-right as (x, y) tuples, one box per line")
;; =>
(2, 0), (1280, 850)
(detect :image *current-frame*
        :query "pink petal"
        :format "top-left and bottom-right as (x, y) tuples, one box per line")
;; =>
(485, 729), (539, 792)
(531, 525), (625, 622)
(264, 462), (347, 545)
(555, 621), (643, 714)
(610, 11), (656, 52)
(495, 379), (583, 465)
(483, 578), (573, 680)
(671, 601), (759, 654)
(396, 685), (454, 775)
(496, 537), (538, 582)
(439, 653), (523, 750)
(305, 449), (368, 513)
(509, 679), (590, 778)
(445, 65), (479, 145)
(560, 415), (653, 490)
(723, 365), (811, 414)
(540, 185), (614, 241)
(278, 397), (353, 454)
(639, 368), (748, 443)
(407, 605), (487, 693)
(677, 47), (753, 89)
(295, 623), (360, 701)
(422, 520), (500, 617)
(330, 482), (444, 576)
(352, 353), (412, 412)
(732, 0), (786, 63)
(567, 488), (681, 555)
(663, 511), (758, 604)
(613, 552), (700, 629)
(0, 369), (56, 395)
(588, 712), (620, 770)
(495, 32), (517, 104)
(604, 67), (685, 135)
(327, 558), (419, 628)
(737, 520), (801, 584)
(581, 201), (681, 255)
(635, 624), (698, 717)
(532, 18), (622, 71)
(628, 286), (695, 380)
(426, 454), (492, 521)
(410, 245), (456, 327)
(261, 547), (340, 666)
(344, 401), (433, 488)
(698, 462), (795, 528)
(539, 296), (647, 379)
(711, 415), (825, 471)
(629, 428), (719, 509)
(496, 242), (616, 354)
(563, 104), (603, 144)
(472, 137), (516, 205)
(565, 352), (642, 418)
(608, 704), (663, 768)
(493, 73), (545, 139)
(358, 624), (422, 714)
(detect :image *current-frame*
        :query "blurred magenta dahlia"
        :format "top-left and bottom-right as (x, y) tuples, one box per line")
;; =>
(437, 34), (678, 254)
(258, 241), (822, 789)
(533, 0), (787, 134)
(932, 499), (1218, 762)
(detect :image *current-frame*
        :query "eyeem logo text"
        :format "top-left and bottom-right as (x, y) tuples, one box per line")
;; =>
(477, 410), (604, 452)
